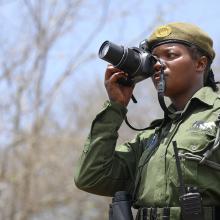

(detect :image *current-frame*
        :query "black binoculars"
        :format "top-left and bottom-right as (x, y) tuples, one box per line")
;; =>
(99, 41), (157, 86)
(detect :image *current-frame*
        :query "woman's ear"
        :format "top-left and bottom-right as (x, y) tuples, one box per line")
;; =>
(196, 56), (208, 72)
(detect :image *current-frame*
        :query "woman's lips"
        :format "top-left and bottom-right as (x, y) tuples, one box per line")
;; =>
(153, 72), (161, 81)
(152, 72), (168, 82)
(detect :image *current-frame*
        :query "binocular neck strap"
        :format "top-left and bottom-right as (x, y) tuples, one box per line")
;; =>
(157, 62), (172, 116)
(124, 115), (149, 131)
(124, 61), (171, 131)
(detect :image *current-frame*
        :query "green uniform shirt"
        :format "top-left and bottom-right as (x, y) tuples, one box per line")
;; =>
(74, 87), (220, 213)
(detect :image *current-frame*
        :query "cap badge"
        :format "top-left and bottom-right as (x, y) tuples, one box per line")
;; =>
(155, 25), (172, 38)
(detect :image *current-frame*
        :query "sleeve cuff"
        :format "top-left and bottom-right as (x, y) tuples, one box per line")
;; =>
(90, 100), (128, 135)
(103, 100), (128, 116)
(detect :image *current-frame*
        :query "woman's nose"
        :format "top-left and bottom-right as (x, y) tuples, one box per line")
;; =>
(153, 59), (165, 72)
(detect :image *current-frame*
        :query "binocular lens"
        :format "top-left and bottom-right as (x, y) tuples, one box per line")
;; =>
(99, 42), (110, 58)
(98, 41), (124, 66)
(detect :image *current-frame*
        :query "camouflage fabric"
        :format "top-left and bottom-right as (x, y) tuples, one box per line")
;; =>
(74, 87), (220, 220)
(147, 22), (215, 60)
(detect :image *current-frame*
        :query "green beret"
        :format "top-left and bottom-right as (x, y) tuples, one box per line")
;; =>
(147, 22), (215, 60)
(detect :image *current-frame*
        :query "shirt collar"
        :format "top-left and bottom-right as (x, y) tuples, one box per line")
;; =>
(166, 87), (219, 120)
(190, 86), (219, 106)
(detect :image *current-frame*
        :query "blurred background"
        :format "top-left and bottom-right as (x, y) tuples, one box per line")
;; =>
(0, 0), (220, 219)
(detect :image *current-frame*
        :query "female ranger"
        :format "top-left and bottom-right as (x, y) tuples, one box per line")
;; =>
(75, 22), (220, 220)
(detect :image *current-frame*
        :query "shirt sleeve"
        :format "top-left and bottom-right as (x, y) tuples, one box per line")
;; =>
(74, 100), (142, 197)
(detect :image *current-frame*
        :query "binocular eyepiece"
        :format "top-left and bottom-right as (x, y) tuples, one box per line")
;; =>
(99, 41), (157, 85)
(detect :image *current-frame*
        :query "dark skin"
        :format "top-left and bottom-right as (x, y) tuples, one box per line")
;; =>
(104, 65), (134, 106)
(104, 43), (208, 110)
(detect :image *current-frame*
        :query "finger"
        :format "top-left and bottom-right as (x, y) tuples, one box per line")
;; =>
(107, 64), (122, 72)
(105, 65), (125, 80)
(108, 71), (127, 83)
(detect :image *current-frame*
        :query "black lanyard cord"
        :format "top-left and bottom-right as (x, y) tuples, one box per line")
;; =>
(157, 60), (172, 116)
(124, 59), (172, 131)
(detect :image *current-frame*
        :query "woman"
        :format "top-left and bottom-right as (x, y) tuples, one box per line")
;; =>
(74, 22), (220, 220)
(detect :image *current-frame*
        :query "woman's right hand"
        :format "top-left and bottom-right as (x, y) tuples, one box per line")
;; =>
(104, 65), (134, 107)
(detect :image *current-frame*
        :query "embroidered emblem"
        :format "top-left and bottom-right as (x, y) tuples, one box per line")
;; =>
(191, 121), (216, 133)
(155, 25), (172, 38)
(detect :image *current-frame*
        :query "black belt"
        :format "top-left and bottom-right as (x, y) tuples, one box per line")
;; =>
(136, 206), (220, 220)
(137, 207), (170, 220)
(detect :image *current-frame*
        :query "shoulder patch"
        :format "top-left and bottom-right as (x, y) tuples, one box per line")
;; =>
(190, 120), (216, 135)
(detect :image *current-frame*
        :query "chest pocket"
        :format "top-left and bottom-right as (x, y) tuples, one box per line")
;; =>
(138, 132), (160, 168)
(133, 132), (160, 199)
(177, 121), (216, 153)
(167, 121), (217, 189)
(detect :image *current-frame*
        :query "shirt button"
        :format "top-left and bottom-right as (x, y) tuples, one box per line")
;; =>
(191, 145), (197, 151)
